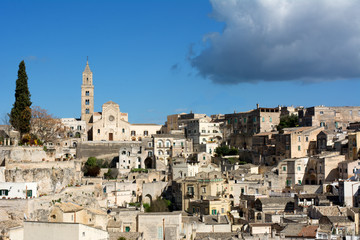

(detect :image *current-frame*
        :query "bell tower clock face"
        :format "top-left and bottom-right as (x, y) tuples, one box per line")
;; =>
(109, 115), (115, 122)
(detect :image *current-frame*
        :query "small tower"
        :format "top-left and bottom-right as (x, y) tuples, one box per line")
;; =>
(81, 59), (94, 127)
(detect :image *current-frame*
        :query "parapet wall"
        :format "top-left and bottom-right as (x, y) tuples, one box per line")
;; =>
(76, 141), (129, 161)
(0, 146), (54, 163)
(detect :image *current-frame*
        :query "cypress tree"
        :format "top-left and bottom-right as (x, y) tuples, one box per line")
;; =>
(10, 60), (32, 136)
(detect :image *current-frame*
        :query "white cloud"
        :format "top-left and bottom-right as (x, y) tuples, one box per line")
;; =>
(190, 0), (360, 83)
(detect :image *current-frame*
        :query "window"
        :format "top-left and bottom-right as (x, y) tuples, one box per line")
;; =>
(85, 108), (89, 114)
(131, 131), (136, 136)
(125, 226), (130, 232)
(306, 136), (309, 142)
(320, 111), (324, 115)
(253, 117), (256, 122)
(77, 125), (81, 130)
(0, 190), (8, 196)
(297, 166), (301, 171)
(286, 179), (291, 186)
(201, 129), (206, 133)
(221, 208), (225, 213)
(211, 209), (217, 215)
(335, 122), (338, 128)
(166, 140), (171, 147)
(282, 166), (287, 171)
(157, 140), (163, 147)
(122, 128), (125, 133)
(148, 151), (153, 157)
(262, 117), (265, 122)
(241, 188), (244, 194)
(144, 131), (148, 136)
(85, 99), (89, 105)
(97, 129), (100, 134)
(298, 136), (301, 142)
(227, 119), (231, 124)
(270, 117), (272, 122)
(298, 180), (302, 184)
(148, 142), (152, 147)
(187, 186), (194, 194)
(320, 122), (325, 127)
(202, 187), (206, 193)
(285, 145), (290, 150)
(298, 146), (301, 151)
(85, 91), (89, 96)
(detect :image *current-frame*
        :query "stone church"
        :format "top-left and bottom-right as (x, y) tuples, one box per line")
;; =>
(81, 60), (162, 141)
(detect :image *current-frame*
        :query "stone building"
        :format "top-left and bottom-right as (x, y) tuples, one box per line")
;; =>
(176, 171), (226, 212)
(276, 157), (308, 189)
(23, 221), (109, 240)
(338, 160), (360, 180)
(186, 117), (222, 152)
(223, 105), (281, 149)
(188, 196), (231, 216)
(117, 141), (150, 172)
(49, 202), (107, 230)
(137, 212), (182, 240)
(166, 112), (208, 133)
(275, 126), (323, 160)
(153, 133), (193, 167)
(80, 61), (161, 141)
(299, 105), (360, 130)
(348, 131), (360, 160)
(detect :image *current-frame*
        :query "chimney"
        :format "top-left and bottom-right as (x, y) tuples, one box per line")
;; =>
(217, 212), (221, 223)
(256, 103), (259, 109)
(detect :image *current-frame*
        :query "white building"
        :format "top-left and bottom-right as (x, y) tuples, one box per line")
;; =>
(0, 182), (37, 199)
(186, 118), (222, 152)
(23, 221), (109, 240)
(172, 162), (199, 179)
(117, 142), (149, 172)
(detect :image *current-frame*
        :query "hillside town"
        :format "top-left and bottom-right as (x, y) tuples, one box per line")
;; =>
(1, 61), (360, 240)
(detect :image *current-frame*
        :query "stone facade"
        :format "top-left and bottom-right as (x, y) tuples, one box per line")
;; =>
(299, 106), (360, 130)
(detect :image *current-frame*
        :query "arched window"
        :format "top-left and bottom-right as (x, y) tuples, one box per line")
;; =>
(165, 140), (171, 147)
(122, 128), (125, 133)
(157, 140), (163, 147)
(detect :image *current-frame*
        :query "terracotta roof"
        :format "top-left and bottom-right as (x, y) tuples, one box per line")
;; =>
(56, 202), (83, 213)
(298, 225), (318, 237)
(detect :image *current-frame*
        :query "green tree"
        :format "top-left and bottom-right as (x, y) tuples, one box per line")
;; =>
(83, 157), (100, 177)
(215, 145), (239, 157)
(277, 114), (299, 133)
(10, 60), (32, 136)
(145, 197), (172, 212)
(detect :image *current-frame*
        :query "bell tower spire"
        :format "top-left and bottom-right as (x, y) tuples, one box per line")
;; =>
(81, 58), (94, 130)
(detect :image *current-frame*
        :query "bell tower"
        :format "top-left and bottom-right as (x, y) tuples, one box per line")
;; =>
(81, 59), (94, 126)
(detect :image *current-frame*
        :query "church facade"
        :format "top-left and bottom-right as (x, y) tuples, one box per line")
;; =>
(81, 61), (162, 141)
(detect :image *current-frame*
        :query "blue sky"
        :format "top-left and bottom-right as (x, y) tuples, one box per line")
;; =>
(1, 0), (360, 124)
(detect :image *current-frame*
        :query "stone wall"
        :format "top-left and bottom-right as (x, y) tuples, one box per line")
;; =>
(77, 141), (132, 161)
(5, 161), (83, 194)
(0, 146), (53, 163)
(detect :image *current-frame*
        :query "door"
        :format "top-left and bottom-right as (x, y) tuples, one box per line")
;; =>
(109, 133), (113, 141)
